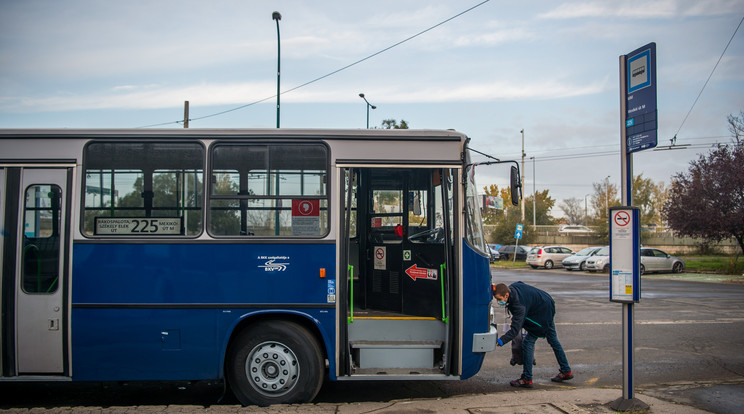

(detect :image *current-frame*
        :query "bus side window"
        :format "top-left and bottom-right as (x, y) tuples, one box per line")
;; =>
(22, 184), (61, 293)
(82, 142), (204, 236)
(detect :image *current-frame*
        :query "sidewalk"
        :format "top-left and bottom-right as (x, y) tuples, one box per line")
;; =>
(0, 387), (708, 413)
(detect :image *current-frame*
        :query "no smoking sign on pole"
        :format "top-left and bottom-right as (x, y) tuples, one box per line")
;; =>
(609, 206), (641, 303)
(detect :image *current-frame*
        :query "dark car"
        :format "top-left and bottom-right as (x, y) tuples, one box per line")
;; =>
(498, 244), (529, 261)
(487, 244), (501, 263)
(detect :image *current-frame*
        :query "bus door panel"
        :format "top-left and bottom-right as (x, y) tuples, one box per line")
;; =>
(401, 240), (445, 318)
(14, 168), (70, 374)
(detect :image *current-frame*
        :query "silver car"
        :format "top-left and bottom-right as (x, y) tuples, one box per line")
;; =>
(526, 245), (574, 269)
(562, 246), (603, 271)
(585, 246), (610, 272)
(586, 247), (685, 274)
(640, 248), (685, 274)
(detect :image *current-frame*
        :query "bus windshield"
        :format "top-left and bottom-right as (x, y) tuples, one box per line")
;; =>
(464, 162), (487, 255)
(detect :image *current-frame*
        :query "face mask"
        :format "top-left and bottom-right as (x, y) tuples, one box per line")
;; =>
(497, 300), (507, 307)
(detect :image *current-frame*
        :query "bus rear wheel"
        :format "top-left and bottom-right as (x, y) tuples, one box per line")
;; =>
(227, 320), (324, 406)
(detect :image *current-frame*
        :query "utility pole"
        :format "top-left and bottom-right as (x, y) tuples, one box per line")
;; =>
(183, 101), (189, 128)
(531, 156), (536, 227)
(521, 129), (526, 222)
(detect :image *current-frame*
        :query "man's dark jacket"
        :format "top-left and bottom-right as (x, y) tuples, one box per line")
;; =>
(498, 281), (556, 344)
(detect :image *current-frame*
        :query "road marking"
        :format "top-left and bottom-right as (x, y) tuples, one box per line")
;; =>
(557, 318), (744, 326)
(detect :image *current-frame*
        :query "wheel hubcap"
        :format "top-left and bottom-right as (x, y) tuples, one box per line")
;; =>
(246, 341), (299, 396)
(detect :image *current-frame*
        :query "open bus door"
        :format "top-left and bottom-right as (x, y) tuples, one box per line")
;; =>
(1, 166), (72, 377)
(339, 167), (456, 378)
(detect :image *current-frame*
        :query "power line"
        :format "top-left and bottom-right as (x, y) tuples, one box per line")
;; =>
(137, 0), (492, 128)
(673, 14), (744, 139)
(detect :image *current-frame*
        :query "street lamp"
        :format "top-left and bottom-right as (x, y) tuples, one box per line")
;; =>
(605, 175), (611, 217)
(530, 156), (536, 227)
(584, 194), (590, 225)
(359, 93), (376, 129)
(520, 129), (525, 222)
(272, 11), (282, 128)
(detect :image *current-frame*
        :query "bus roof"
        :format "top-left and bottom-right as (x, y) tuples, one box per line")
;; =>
(0, 128), (467, 142)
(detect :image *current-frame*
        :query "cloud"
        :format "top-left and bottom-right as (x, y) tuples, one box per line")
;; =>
(539, 0), (678, 19)
(0, 74), (611, 113)
(538, 0), (743, 19)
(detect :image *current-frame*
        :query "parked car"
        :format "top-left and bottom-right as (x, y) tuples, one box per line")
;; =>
(526, 246), (574, 269)
(562, 246), (603, 271)
(498, 245), (529, 261)
(558, 225), (595, 234)
(487, 244), (500, 263)
(585, 246), (610, 272)
(585, 247), (686, 274)
(640, 248), (685, 274)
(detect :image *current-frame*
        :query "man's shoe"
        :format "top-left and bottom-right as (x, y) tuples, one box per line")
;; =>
(510, 375), (533, 388)
(551, 370), (574, 382)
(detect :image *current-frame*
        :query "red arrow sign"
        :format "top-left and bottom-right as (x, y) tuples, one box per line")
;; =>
(405, 264), (437, 281)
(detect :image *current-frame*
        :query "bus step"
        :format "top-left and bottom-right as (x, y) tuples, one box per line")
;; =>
(350, 341), (441, 370)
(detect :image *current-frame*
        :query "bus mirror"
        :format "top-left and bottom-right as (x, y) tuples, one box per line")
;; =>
(510, 166), (521, 206)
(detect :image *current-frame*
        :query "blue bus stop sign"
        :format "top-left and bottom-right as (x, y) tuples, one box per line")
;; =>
(624, 43), (657, 153)
(514, 223), (523, 239)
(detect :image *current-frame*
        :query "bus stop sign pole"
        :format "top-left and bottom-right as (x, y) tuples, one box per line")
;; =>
(610, 42), (656, 412)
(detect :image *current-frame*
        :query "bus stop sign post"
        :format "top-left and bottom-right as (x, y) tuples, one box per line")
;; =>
(513, 224), (523, 263)
(610, 42), (656, 412)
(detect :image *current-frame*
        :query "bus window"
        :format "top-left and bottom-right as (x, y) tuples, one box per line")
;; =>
(82, 142), (204, 236)
(22, 184), (61, 293)
(209, 143), (328, 237)
(464, 166), (487, 254)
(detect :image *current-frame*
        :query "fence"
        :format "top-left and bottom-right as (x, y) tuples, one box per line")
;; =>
(484, 225), (740, 255)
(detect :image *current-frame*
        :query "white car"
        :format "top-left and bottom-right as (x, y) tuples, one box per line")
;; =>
(558, 225), (595, 234)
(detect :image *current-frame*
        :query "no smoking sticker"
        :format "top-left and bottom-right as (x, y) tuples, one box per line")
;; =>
(374, 246), (386, 270)
(614, 211), (630, 227)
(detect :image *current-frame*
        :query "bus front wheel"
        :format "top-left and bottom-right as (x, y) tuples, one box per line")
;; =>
(227, 320), (324, 406)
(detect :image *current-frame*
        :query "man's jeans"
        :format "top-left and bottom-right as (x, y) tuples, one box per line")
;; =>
(521, 322), (571, 380)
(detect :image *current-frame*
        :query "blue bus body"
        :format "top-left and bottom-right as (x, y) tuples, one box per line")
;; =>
(0, 129), (500, 406)
(71, 242), (337, 381)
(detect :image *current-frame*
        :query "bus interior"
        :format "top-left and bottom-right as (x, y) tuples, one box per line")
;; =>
(341, 167), (457, 377)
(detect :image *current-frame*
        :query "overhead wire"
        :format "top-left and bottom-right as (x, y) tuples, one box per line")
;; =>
(137, 0), (492, 128)
(672, 14), (744, 140)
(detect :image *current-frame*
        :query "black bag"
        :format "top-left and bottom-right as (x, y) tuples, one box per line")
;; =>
(510, 331), (524, 366)
(503, 308), (536, 366)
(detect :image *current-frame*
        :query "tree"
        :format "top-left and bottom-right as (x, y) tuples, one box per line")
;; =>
(559, 197), (585, 225)
(524, 189), (556, 225)
(632, 173), (666, 226)
(381, 119), (409, 129)
(481, 184), (555, 245)
(663, 144), (744, 255)
(590, 178), (618, 222)
(728, 111), (743, 145)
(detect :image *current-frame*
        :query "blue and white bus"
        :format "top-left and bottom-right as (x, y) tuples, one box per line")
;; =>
(0, 128), (518, 406)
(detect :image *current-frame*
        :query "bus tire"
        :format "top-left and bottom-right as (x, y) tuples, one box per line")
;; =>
(227, 320), (324, 406)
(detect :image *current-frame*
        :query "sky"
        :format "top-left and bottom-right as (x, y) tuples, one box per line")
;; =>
(1, 0), (743, 219)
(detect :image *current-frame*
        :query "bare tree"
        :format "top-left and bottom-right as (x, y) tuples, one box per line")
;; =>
(559, 197), (585, 224)
(727, 111), (743, 145)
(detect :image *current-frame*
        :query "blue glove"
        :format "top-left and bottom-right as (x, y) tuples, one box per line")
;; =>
(497, 338), (504, 347)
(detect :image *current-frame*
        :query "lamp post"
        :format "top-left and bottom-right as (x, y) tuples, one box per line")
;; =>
(520, 129), (525, 222)
(605, 175), (611, 218)
(272, 11), (282, 128)
(530, 156), (536, 227)
(359, 93), (376, 129)
(584, 194), (590, 225)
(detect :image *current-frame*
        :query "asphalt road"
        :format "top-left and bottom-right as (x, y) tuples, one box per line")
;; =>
(1, 268), (743, 412)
